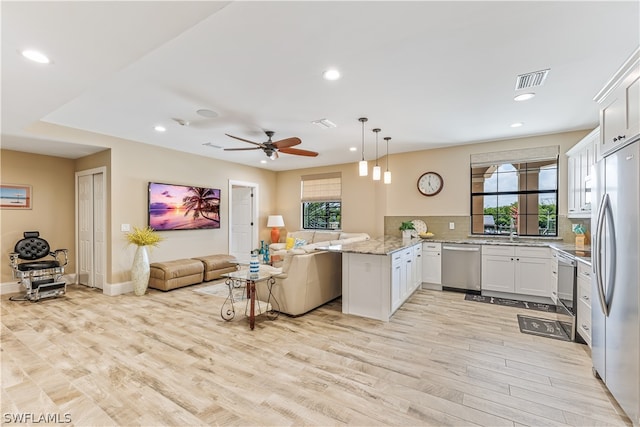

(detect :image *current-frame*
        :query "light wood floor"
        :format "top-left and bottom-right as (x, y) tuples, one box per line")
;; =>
(1, 283), (632, 427)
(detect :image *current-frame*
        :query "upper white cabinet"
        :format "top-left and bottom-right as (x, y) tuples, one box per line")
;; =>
(594, 48), (640, 159)
(566, 127), (599, 218)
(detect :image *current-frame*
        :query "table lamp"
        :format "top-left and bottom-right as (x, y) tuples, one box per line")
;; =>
(267, 215), (285, 244)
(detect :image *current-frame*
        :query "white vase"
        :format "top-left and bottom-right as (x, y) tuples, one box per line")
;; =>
(402, 230), (412, 239)
(132, 245), (150, 296)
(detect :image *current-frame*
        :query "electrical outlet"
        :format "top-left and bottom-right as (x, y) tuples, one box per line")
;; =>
(449, 222), (455, 230)
(121, 224), (131, 232)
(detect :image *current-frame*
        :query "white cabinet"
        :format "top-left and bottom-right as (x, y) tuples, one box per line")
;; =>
(550, 249), (559, 304)
(482, 245), (551, 298)
(594, 48), (640, 159)
(343, 242), (422, 321)
(566, 127), (598, 218)
(576, 259), (592, 347)
(421, 242), (441, 287)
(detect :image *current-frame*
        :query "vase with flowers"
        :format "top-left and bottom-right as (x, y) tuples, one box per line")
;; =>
(125, 226), (164, 296)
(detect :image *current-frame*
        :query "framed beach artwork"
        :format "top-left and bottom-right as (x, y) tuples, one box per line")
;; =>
(148, 182), (221, 231)
(0, 184), (32, 209)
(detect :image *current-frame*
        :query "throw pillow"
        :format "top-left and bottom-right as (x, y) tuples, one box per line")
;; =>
(293, 238), (307, 248)
(285, 237), (295, 250)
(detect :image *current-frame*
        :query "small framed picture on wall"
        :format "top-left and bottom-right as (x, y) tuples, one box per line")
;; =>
(0, 184), (32, 209)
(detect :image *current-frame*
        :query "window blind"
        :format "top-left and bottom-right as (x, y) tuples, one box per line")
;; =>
(470, 145), (559, 168)
(301, 172), (341, 202)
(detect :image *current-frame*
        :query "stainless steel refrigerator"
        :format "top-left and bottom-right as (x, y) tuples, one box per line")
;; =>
(592, 138), (640, 426)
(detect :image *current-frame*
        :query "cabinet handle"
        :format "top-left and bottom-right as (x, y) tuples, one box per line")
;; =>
(613, 135), (626, 142)
(510, 258), (514, 261)
(582, 324), (590, 332)
(516, 258), (520, 261)
(583, 295), (590, 302)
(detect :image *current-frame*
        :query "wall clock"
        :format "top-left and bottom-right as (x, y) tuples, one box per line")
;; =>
(417, 172), (444, 196)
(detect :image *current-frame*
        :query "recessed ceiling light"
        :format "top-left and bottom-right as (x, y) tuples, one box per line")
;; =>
(196, 109), (218, 118)
(21, 49), (50, 64)
(260, 160), (268, 164)
(510, 122), (524, 128)
(514, 93), (535, 101)
(154, 125), (167, 132)
(323, 69), (341, 81)
(349, 147), (357, 152)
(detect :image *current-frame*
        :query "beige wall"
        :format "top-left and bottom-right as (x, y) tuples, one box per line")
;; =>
(3, 123), (278, 289)
(275, 129), (592, 239)
(1, 150), (76, 282)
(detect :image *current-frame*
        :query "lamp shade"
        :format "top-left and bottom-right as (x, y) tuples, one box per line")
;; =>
(267, 215), (285, 228)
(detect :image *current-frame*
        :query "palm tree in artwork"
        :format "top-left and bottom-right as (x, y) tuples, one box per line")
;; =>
(182, 187), (220, 223)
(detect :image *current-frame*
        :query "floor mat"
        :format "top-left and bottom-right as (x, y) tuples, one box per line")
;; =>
(517, 314), (571, 341)
(464, 293), (556, 312)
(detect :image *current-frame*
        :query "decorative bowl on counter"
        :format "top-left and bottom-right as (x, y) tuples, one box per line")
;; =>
(419, 232), (435, 239)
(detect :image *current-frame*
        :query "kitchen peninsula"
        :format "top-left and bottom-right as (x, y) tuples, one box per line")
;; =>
(320, 236), (423, 321)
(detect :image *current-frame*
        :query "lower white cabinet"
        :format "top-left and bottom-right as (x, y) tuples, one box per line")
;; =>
(481, 245), (551, 298)
(576, 259), (592, 347)
(343, 242), (422, 321)
(421, 242), (442, 286)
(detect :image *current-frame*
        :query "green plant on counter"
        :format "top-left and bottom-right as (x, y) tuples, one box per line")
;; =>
(125, 226), (164, 247)
(399, 221), (415, 231)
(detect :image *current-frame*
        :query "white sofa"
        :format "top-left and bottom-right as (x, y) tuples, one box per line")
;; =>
(261, 231), (370, 316)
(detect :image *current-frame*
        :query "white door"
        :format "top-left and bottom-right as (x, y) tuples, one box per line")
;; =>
(77, 169), (106, 289)
(230, 185), (255, 263)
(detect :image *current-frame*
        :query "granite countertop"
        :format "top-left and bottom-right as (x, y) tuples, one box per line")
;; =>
(319, 235), (592, 262)
(318, 236), (422, 256)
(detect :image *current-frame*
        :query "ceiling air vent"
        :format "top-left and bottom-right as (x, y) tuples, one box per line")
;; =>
(515, 68), (550, 90)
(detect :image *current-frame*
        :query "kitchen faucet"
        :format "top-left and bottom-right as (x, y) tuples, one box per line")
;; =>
(510, 231), (518, 242)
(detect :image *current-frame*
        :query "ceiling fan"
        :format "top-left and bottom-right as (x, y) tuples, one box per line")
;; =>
(224, 131), (319, 159)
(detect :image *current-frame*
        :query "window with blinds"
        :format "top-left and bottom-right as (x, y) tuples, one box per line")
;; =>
(301, 173), (342, 230)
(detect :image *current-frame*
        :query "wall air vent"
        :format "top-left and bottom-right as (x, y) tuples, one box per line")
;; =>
(515, 68), (550, 90)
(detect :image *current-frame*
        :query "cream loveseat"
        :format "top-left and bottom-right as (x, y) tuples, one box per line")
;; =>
(261, 231), (370, 316)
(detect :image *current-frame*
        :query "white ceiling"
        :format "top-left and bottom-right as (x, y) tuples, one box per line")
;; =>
(2, 1), (639, 171)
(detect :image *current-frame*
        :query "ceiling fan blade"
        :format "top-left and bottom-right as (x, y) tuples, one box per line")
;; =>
(278, 147), (319, 157)
(225, 133), (263, 147)
(272, 137), (301, 149)
(223, 147), (261, 151)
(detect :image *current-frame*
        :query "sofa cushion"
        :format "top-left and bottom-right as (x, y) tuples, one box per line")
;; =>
(285, 237), (295, 250)
(312, 232), (341, 243)
(289, 231), (315, 243)
(294, 238), (307, 248)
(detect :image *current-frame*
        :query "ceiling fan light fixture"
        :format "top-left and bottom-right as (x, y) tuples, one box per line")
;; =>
(311, 118), (337, 129)
(510, 122), (524, 128)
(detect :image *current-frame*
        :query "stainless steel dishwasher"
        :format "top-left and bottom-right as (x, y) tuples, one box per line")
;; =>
(441, 244), (481, 292)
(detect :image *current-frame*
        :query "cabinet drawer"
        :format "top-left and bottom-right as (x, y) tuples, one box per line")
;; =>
(577, 278), (591, 308)
(482, 245), (514, 256)
(577, 260), (592, 281)
(422, 242), (441, 252)
(515, 246), (549, 259)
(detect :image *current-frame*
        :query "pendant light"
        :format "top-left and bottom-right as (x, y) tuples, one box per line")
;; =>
(358, 117), (368, 176)
(384, 137), (392, 184)
(372, 128), (381, 181)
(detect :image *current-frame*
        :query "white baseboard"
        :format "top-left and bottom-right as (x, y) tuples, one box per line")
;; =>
(102, 281), (133, 296)
(0, 281), (21, 295)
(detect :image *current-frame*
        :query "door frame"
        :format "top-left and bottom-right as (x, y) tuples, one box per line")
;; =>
(228, 179), (259, 259)
(75, 166), (107, 288)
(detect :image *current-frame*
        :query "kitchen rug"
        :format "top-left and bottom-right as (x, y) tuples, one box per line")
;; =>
(464, 294), (556, 312)
(517, 314), (571, 341)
